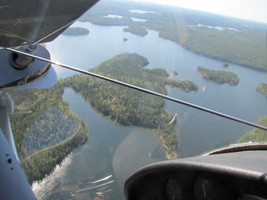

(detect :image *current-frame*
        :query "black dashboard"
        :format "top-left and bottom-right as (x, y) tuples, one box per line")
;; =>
(124, 150), (267, 200)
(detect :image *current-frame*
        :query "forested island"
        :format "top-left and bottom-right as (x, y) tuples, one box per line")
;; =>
(9, 83), (88, 184)
(257, 83), (267, 98)
(123, 23), (148, 36)
(63, 53), (198, 159)
(62, 27), (89, 36)
(237, 117), (267, 143)
(7, 53), (197, 183)
(80, 0), (267, 71)
(197, 66), (240, 86)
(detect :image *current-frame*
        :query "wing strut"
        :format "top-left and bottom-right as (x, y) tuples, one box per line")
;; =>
(6, 47), (267, 132)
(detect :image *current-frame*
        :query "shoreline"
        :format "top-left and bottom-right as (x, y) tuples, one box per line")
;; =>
(79, 20), (267, 73)
(66, 87), (178, 159)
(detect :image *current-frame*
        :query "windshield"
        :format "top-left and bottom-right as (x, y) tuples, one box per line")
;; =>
(1, 0), (267, 199)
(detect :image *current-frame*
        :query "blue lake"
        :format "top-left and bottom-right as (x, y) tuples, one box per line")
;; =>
(33, 21), (267, 199)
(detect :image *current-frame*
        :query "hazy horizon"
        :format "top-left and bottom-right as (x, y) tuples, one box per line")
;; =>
(127, 0), (267, 24)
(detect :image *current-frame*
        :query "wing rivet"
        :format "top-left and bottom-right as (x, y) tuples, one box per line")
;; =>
(7, 158), (12, 164)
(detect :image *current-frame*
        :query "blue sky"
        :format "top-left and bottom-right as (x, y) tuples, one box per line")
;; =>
(132, 0), (267, 23)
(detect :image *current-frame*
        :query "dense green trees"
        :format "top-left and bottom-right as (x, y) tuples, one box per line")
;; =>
(81, 0), (267, 71)
(237, 117), (267, 143)
(166, 79), (199, 92)
(176, 28), (267, 71)
(64, 53), (197, 159)
(257, 83), (267, 98)
(22, 107), (78, 156)
(123, 23), (148, 36)
(62, 27), (89, 36)
(9, 82), (88, 183)
(144, 68), (169, 77)
(21, 122), (87, 184)
(197, 66), (239, 86)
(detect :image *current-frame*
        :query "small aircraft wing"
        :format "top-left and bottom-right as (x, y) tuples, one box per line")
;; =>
(0, 130), (36, 200)
(0, 0), (99, 47)
(0, 1), (99, 199)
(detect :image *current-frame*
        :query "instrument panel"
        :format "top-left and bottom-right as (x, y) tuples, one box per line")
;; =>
(124, 151), (267, 200)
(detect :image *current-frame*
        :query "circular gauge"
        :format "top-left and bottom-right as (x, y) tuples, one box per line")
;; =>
(165, 178), (182, 200)
(194, 177), (218, 200)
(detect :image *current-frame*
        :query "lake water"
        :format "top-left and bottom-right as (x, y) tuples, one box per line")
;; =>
(33, 21), (267, 199)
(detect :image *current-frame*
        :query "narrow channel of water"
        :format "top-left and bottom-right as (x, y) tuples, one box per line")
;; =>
(33, 20), (267, 199)
(33, 88), (165, 199)
(46, 21), (267, 156)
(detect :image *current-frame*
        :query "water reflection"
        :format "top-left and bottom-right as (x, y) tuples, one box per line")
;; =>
(31, 15), (267, 200)
(33, 87), (166, 199)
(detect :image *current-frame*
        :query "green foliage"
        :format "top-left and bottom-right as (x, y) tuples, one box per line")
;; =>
(81, 0), (267, 71)
(145, 11), (267, 72)
(166, 79), (199, 92)
(63, 53), (191, 159)
(123, 23), (148, 36)
(144, 68), (169, 78)
(22, 107), (77, 156)
(21, 122), (87, 184)
(62, 27), (89, 36)
(80, 15), (130, 26)
(237, 117), (267, 143)
(64, 53), (166, 127)
(197, 66), (239, 86)
(257, 83), (267, 98)
(9, 82), (88, 183)
(157, 112), (177, 159)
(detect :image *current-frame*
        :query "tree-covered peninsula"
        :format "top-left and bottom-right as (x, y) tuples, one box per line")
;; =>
(9, 82), (88, 184)
(197, 66), (240, 86)
(237, 117), (267, 143)
(257, 83), (267, 98)
(64, 53), (198, 159)
(62, 27), (89, 36)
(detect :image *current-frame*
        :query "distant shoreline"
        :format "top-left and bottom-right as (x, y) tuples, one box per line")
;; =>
(78, 0), (267, 72)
